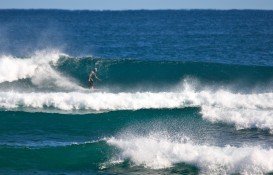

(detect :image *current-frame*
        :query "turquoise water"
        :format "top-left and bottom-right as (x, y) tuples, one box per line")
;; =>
(0, 10), (273, 174)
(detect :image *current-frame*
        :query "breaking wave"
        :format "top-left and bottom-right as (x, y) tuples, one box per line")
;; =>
(1, 51), (273, 131)
(0, 91), (188, 111)
(107, 135), (273, 174)
(1, 83), (273, 131)
(0, 50), (82, 91)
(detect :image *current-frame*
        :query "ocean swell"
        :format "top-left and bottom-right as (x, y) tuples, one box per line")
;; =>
(1, 51), (273, 132)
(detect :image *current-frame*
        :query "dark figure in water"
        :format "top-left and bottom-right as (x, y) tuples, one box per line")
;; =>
(88, 68), (101, 89)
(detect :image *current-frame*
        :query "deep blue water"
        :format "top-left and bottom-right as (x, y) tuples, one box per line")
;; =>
(1, 10), (273, 65)
(0, 10), (273, 174)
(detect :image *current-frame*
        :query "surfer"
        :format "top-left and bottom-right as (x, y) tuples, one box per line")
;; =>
(88, 68), (101, 89)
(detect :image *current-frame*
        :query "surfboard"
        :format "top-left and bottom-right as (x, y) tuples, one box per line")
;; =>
(91, 88), (102, 92)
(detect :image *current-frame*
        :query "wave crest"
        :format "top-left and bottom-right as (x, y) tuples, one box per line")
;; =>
(0, 91), (188, 112)
(1, 86), (273, 131)
(0, 50), (82, 90)
(107, 135), (273, 174)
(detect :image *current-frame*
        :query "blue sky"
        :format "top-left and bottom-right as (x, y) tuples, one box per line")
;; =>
(1, 0), (273, 10)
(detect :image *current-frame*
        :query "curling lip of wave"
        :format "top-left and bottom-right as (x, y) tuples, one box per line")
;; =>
(0, 51), (82, 90)
(107, 135), (273, 174)
(0, 55), (37, 83)
(0, 51), (61, 83)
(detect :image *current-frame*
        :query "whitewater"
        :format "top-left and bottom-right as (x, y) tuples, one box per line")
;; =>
(107, 134), (273, 175)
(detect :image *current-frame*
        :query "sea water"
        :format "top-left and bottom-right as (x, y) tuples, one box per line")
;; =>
(0, 10), (273, 175)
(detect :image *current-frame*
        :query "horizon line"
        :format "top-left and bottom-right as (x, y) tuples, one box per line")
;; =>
(1, 8), (273, 11)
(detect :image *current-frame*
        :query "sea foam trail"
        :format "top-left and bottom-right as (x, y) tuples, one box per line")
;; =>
(107, 135), (273, 175)
(0, 50), (82, 90)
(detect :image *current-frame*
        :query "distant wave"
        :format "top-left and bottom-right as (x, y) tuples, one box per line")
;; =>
(0, 140), (98, 148)
(107, 134), (273, 174)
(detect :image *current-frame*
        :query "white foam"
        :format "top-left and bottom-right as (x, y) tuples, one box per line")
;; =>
(1, 84), (273, 131)
(0, 50), (58, 83)
(195, 89), (273, 110)
(0, 50), (82, 90)
(0, 91), (188, 111)
(189, 88), (273, 131)
(201, 106), (273, 131)
(0, 55), (37, 83)
(107, 135), (273, 175)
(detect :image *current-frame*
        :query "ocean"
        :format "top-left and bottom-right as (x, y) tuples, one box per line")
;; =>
(0, 9), (273, 175)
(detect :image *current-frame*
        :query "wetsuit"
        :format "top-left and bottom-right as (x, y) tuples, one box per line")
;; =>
(88, 71), (97, 88)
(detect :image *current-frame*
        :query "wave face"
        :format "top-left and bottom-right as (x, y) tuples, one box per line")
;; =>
(2, 52), (273, 90)
(53, 55), (273, 89)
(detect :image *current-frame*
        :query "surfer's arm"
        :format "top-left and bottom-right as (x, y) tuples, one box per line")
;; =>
(95, 75), (101, 81)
